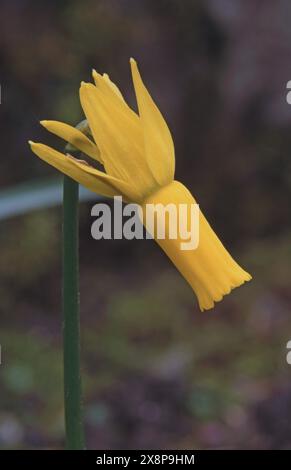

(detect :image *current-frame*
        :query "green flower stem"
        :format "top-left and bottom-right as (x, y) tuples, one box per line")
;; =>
(62, 175), (85, 450)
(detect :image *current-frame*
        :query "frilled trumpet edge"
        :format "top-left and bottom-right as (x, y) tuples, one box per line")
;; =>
(142, 181), (252, 311)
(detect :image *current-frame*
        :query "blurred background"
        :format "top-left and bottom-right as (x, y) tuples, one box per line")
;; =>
(1, 0), (291, 449)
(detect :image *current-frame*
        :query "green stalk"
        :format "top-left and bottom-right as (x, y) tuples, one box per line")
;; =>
(62, 175), (85, 449)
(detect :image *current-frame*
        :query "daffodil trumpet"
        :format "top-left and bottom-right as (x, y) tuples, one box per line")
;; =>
(29, 58), (251, 311)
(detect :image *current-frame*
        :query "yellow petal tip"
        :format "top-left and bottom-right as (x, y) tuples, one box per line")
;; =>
(130, 57), (136, 64)
(82, 81), (93, 89)
(92, 70), (103, 84)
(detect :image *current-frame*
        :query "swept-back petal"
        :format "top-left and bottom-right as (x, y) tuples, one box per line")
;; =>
(40, 120), (102, 163)
(29, 142), (139, 201)
(92, 69), (125, 103)
(130, 58), (175, 186)
(92, 70), (141, 120)
(79, 82), (157, 198)
(103, 73), (125, 101)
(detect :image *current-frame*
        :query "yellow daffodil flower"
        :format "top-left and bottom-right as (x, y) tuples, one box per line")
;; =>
(29, 58), (251, 311)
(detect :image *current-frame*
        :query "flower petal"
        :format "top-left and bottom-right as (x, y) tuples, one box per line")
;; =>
(130, 58), (175, 186)
(40, 120), (102, 163)
(79, 82), (157, 199)
(92, 69), (126, 103)
(29, 141), (139, 201)
(103, 73), (125, 101)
